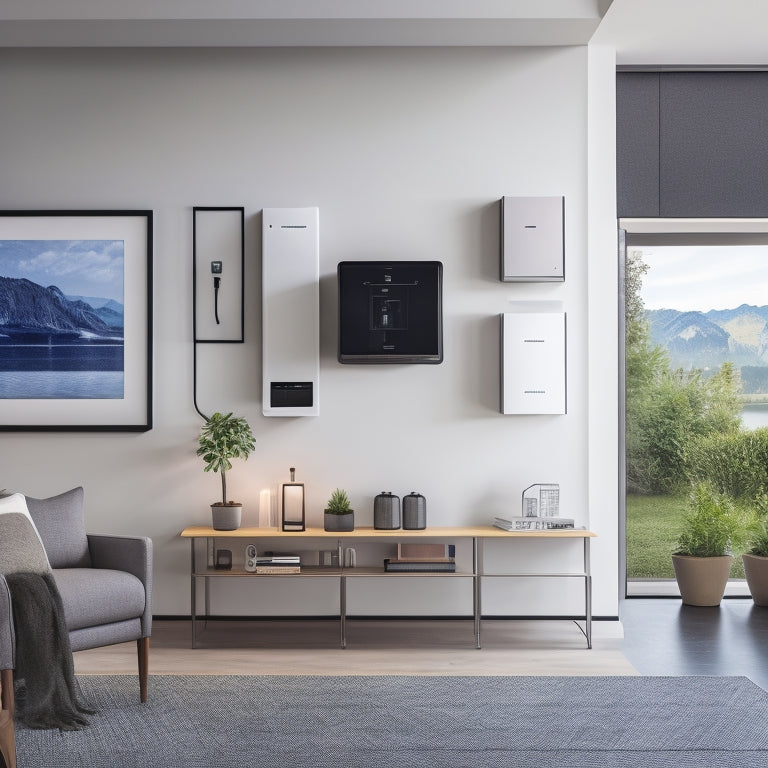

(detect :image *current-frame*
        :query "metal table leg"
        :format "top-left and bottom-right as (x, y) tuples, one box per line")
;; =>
(584, 537), (592, 649)
(190, 538), (197, 648)
(340, 574), (347, 649)
(474, 537), (482, 649)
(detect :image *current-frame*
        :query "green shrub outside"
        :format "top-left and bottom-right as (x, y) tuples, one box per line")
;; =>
(684, 428), (768, 500)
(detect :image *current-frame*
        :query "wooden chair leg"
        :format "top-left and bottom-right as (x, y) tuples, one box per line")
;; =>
(0, 669), (16, 768)
(137, 637), (149, 703)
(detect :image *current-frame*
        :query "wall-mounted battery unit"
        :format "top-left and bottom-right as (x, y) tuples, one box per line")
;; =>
(262, 207), (319, 417)
(500, 196), (564, 282)
(500, 312), (566, 415)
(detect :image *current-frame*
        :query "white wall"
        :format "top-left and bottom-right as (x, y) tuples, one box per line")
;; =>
(0, 46), (619, 618)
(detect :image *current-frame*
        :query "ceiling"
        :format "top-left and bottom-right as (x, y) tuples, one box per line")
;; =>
(0, 0), (609, 47)
(593, 0), (768, 67)
(0, 0), (765, 68)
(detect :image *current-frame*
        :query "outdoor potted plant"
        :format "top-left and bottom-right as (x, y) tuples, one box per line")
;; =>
(672, 481), (743, 606)
(197, 411), (256, 530)
(743, 492), (768, 606)
(324, 488), (354, 532)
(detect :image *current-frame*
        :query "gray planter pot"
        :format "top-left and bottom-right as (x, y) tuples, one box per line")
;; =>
(672, 554), (732, 606)
(211, 504), (242, 531)
(324, 511), (354, 532)
(743, 553), (768, 606)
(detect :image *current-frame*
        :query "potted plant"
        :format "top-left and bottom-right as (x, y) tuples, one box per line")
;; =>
(324, 488), (354, 532)
(672, 481), (743, 606)
(197, 411), (256, 530)
(743, 492), (768, 606)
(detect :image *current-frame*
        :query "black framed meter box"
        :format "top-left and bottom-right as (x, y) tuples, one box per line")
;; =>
(338, 261), (443, 364)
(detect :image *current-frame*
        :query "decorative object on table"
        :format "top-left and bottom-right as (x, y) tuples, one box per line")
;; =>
(197, 411), (256, 531)
(402, 492), (427, 530)
(324, 488), (354, 532)
(522, 483), (560, 517)
(0, 210), (153, 432)
(244, 544), (257, 572)
(742, 491), (768, 605)
(281, 467), (306, 532)
(374, 492), (401, 530)
(672, 481), (744, 606)
(257, 489), (274, 528)
(214, 549), (232, 570)
(493, 483), (573, 530)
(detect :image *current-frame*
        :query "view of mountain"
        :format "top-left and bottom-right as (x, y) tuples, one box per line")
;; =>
(646, 303), (768, 393)
(0, 276), (123, 339)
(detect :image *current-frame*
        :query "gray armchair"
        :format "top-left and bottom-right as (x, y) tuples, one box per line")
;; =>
(0, 487), (152, 768)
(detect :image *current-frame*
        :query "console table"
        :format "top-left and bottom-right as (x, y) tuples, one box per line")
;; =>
(180, 525), (596, 650)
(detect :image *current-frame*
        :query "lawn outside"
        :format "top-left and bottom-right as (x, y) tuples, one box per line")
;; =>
(626, 492), (747, 580)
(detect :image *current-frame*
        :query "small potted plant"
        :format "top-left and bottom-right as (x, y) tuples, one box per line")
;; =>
(743, 491), (768, 606)
(324, 488), (354, 532)
(197, 411), (256, 530)
(672, 481), (743, 606)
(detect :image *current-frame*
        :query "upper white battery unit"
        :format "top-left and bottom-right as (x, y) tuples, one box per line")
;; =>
(500, 196), (564, 282)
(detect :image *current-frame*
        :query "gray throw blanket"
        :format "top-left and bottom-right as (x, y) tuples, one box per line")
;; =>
(6, 572), (94, 730)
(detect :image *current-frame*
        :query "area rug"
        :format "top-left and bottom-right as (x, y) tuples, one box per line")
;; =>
(15, 675), (768, 768)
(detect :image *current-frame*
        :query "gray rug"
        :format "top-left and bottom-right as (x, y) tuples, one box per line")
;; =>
(15, 675), (768, 768)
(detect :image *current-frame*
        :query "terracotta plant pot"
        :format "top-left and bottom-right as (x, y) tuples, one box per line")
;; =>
(672, 554), (732, 606)
(211, 503), (242, 531)
(743, 553), (768, 606)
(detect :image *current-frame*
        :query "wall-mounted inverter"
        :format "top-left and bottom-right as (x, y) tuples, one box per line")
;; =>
(500, 312), (566, 415)
(500, 196), (564, 282)
(262, 207), (319, 417)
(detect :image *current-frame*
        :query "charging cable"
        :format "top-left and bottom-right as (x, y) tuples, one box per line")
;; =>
(211, 261), (222, 325)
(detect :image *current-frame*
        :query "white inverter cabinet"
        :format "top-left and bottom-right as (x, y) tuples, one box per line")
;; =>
(500, 312), (566, 415)
(500, 196), (564, 282)
(262, 207), (319, 417)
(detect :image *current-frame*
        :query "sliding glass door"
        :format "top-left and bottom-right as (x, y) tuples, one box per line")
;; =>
(621, 220), (768, 597)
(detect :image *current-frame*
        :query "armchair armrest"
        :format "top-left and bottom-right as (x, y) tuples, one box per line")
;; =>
(87, 535), (153, 637)
(0, 576), (15, 670)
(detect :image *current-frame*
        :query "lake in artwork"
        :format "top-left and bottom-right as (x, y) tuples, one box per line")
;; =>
(0, 239), (125, 400)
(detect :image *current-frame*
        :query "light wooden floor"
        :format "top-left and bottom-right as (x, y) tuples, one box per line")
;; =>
(74, 618), (638, 677)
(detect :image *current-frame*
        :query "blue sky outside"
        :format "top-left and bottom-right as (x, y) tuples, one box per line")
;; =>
(640, 244), (768, 312)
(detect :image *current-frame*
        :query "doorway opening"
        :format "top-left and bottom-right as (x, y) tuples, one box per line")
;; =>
(621, 219), (768, 597)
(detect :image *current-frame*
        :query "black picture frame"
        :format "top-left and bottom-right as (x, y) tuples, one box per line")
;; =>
(0, 210), (153, 432)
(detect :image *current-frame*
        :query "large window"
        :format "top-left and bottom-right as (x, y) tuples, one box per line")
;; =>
(621, 220), (768, 597)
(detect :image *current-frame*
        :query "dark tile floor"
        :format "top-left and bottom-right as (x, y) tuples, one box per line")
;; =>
(620, 598), (768, 690)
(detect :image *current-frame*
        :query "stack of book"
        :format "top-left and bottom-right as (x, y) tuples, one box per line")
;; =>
(254, 553), (301, 574)
(384, 543), (456, 572)
(493, 516), (575, 531)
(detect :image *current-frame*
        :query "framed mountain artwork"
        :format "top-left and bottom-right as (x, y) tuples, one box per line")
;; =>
(0, 211), (152, 431)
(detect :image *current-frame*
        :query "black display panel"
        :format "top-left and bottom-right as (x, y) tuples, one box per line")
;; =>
(338, 261), (443, 363)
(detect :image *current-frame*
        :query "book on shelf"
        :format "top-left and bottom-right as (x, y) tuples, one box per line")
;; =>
(255, 555), (301, 565)
(493, 516), (575, 531)
(254, 564), (301, 574)
(384, 558), (456, 572)
(397, 543), (456, 561)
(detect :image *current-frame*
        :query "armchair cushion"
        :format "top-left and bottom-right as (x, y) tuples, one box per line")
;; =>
(51, 569), (146, 632)
(25, 487), (91, 569)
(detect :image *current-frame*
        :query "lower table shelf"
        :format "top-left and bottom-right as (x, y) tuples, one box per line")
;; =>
(181, 526), (595, 650)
